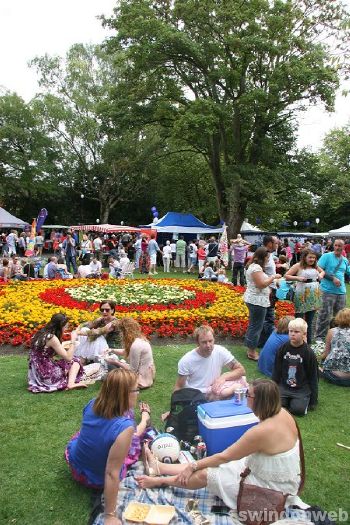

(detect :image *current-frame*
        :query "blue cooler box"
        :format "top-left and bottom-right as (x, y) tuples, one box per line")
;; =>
(197, 399), (259, 455)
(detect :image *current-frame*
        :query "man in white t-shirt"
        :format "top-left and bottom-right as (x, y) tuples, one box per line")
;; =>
(174, 325), (247, 400)
(87, 257), (102, 278)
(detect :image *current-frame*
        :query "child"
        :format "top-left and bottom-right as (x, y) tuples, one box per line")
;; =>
(217, 267), (228, 283)
(258, 316), (294, 377)
(272, 318), (318, 416)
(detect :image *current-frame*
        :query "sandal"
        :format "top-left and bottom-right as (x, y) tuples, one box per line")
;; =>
(141, 443), (160, 477)
(247, 352), (259, 362)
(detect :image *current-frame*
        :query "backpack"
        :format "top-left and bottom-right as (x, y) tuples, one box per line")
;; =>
(164, 388), (207, 442)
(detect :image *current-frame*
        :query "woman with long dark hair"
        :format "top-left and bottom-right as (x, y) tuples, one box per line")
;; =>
(244, 247), (281, 361)
(28, 313), (85, 393)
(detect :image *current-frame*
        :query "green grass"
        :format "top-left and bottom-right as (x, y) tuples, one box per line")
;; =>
(1, 344), (349, 525)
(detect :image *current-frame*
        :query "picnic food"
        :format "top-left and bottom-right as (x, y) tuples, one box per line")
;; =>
(124, 502), (150, 522)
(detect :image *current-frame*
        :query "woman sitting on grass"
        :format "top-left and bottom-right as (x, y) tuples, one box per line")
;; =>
(65, 369), (149, 525)
(28, 313), (86, 393)
(137, 379), (303, 514)
(105, 318), (156, 389)
(319, 308), (350, 387)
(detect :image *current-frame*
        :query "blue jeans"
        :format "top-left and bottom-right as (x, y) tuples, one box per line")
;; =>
(66, 255), (77, 274)
(295, 310), (316, 344)
(315, 293), (346, 340)
(321, 370), (350, 387)
(245, 303), (268, 350)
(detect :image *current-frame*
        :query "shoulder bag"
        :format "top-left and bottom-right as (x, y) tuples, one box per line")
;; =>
(237, 421), (305, 525)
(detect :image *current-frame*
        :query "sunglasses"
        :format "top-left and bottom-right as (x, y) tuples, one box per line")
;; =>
(100, 308), (111, 312)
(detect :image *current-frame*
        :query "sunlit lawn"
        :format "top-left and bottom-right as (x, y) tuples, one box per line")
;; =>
(1, 342), (349, 525)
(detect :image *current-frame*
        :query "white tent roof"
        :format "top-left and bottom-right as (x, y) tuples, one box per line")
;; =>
(328, 224), (350, 236)
(240, 221), (263, 233)
(0, 207), (27, 228)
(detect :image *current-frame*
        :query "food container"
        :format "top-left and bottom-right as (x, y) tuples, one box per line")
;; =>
(124, 502), (176, 524)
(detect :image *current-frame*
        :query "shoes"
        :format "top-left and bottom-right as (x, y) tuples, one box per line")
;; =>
(247, 352), (259, 361)
(154, 271), (158, 275)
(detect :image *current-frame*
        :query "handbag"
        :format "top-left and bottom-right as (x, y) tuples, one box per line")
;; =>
(237, 421), (305, 525)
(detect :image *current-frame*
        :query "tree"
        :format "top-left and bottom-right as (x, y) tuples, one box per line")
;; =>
(0, 91), (61, 219)
(31, 44), (153, 223)
(315, 124), (350, 229)
(104, 0), (349, 236)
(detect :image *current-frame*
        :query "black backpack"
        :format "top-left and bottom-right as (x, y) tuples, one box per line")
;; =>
(164, 388), (207, 442)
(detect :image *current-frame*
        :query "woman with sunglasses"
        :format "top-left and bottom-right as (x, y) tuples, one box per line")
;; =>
(28, 313), (86, 393)
(65, 369), (145, 525)
(74, 300), (120, 362)
(137, 379), (303, 514)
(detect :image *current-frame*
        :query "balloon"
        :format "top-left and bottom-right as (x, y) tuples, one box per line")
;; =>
(153, 211), (159, 218)
(151, 206), (157, 212)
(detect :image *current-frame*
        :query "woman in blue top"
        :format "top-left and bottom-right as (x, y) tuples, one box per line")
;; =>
(65, 369), (139, 525)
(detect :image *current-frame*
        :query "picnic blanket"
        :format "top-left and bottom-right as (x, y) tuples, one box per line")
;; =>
(91, 462), (313, 525)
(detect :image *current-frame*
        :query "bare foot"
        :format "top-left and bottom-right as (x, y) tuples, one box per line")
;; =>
(142, 444), (161, 476)
(136, 475), (161, 489)
(161, 411), (170, 422)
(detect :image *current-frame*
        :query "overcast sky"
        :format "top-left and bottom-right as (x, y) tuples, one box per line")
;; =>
(0, 0), (349, 151)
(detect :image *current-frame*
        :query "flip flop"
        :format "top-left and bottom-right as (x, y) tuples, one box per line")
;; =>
(247, 353), (259, 362)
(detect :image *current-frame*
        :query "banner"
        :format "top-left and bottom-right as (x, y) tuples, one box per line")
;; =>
(218, 223), (229, 266)
(25, 219), (37, 257)
(36, 208), (48, 233)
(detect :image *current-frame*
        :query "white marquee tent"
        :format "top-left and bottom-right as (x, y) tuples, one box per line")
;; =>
(0, 207), (27, 228)
(328, 224), (350, 237)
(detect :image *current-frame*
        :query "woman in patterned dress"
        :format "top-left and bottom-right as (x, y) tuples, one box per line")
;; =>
(28, 313), (86, 393)
(285, 249), (325, 344)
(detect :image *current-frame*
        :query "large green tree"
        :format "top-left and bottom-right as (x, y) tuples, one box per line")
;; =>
(104, 0), (349, 236)
(0, 92), (61, 220)
(31, 44), (153, 223)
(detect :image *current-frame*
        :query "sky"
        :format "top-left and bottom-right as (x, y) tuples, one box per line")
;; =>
(0, 0), (349, 151)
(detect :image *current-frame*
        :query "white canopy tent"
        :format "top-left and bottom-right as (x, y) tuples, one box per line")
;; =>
(0, 207), (27, 228)
(328, 224), (350, 237)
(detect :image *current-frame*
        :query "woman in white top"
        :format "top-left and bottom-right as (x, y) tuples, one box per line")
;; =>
(285, 249), (324, 344)
(80, 234), (93, 264)
(244, 247), (281, 361)
(162, 240), (172, 273)
(137, 379), (303, 514)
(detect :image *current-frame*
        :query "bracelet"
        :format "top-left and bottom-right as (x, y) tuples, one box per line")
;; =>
(104, 512), (117, 517)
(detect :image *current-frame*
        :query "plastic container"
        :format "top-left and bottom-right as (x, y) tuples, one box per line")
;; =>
(197, 399), (259, 455)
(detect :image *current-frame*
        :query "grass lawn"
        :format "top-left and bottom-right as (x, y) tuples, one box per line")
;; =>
(1, 344), (349, 525)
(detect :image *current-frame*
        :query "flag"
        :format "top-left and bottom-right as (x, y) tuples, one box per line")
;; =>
(36, 208), (48, 233)
(219, 223), (229, 266)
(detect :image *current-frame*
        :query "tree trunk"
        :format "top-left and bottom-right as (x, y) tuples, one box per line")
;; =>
(100, 201), (111, 224)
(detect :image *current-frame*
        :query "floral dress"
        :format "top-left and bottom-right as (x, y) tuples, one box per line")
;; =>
(293, 268), (322, 314)
(323, 328), (350, 373)
(28, 334), (83, 393)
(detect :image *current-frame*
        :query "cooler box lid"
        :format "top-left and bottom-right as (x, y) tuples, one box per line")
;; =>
(198, 399), (259, 429)
(198, 399), (252, 418)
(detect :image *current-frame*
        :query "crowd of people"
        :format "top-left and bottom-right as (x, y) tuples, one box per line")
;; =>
(1, 226), (349, 521)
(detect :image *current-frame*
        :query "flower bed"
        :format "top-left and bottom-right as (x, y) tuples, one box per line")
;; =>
(0, 279), (294, 346)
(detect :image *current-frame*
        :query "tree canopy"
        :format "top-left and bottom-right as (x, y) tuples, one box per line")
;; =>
(104, 0), (349, 235)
